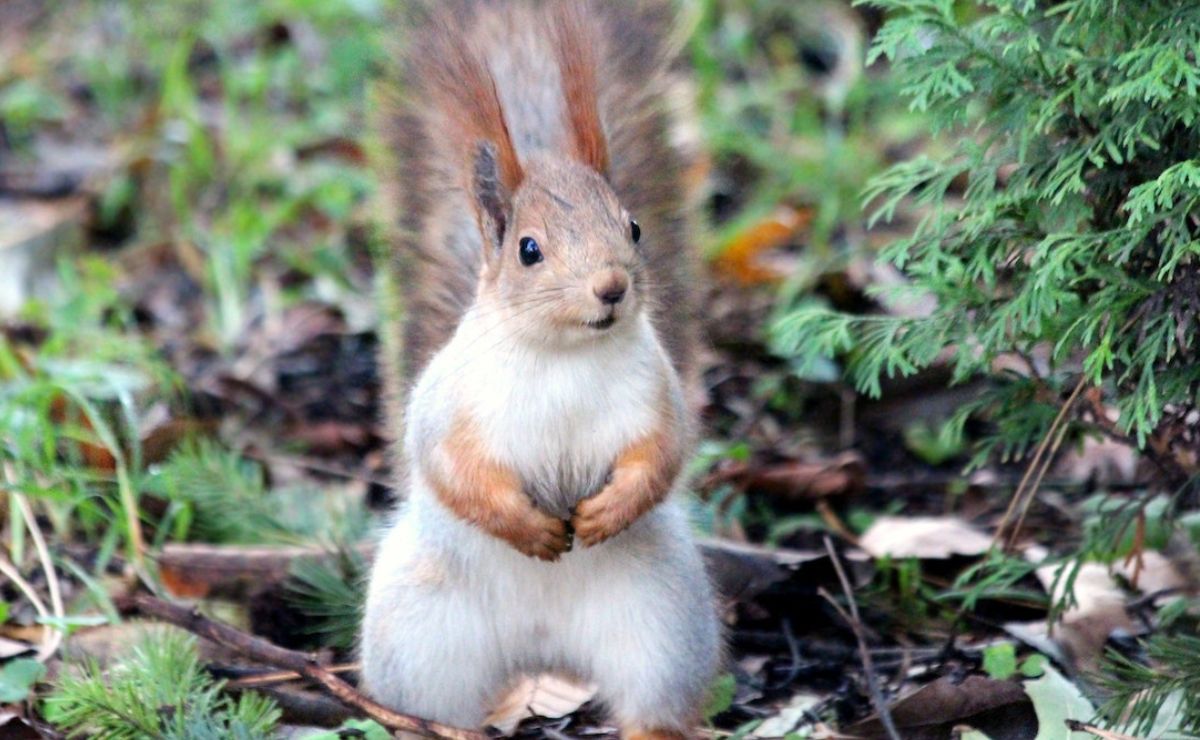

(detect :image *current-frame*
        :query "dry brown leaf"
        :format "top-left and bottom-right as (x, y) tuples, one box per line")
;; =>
(485, 674), (597, 736)
(1052, 606), (1135, 674)
(0, 636), (34, 660)
(1112, 549), (1187, 595)
(858, 516), (992, 560)
(1054, 436), (1138, 486)
(844, 258), (936, 319)
(45, 393), (117, 472)
(1028, 552), (1134, 673)
(714, 206), (811, 285)
(707, 452), (865, 501)
(752, 692), (821, 738)
(0, 196), (87, 316)
(0, 711), (41, 740)
(845, 675), (1037, 740)
(1032, 557), (1125, 622)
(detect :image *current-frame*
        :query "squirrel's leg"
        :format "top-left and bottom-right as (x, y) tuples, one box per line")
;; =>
(572, 408), (683, 547)
(360, 516), (505, 728)
(573, 509), (720, 738)
(426, 414), (571, 560)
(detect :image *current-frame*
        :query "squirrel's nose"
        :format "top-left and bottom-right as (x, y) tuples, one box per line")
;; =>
(590, 269), (629, 305)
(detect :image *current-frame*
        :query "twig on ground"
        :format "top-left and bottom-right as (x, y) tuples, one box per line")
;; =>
(820, 536), (901, 740)
(222, 663), (359, 689)
(994, 374), (1087, 550)
(816, 500), (860, 546)
(118, 593), (487, 740)
(3, 462), (64, 661)
(765, 618), (803, 690)
(1064, 719), (1141, 740)
(0, 552), (51, 621)
(13, 490), (65, 661)
(1007, 415), (1073, 549)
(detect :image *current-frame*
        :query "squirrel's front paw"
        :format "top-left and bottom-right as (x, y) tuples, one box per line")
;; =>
(572, 483), (639, 547)
(500, 505), (573, 562)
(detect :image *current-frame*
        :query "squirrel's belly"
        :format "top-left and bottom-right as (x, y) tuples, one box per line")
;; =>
(380, 495), (694, 631)
(474, 368), (662, 516)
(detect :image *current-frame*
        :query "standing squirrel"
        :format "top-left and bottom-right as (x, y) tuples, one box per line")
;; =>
(362, 1), (720, 737)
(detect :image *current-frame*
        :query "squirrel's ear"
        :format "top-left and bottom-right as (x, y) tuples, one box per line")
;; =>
(554, 2), (608, 175)
(471, 141), (512, 251)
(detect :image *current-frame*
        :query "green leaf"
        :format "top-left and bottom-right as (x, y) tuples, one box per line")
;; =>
(1020, 654), (1048, 678)
(306, 719), (391, 740)
(983, 642), (1018, 680)
(704, 673), (737, 721)
(36, 614), (109, 635)
(903, 418), (967, 465)
(0, 658), (46, 702)
(1024, 665), (1096, 740)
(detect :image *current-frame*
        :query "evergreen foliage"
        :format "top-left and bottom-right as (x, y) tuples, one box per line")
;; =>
(43, 630), (280, 739)
(147, 439), (371, 546)
(1098, 631), (1200, 735)
(772, 0), (1200, 481)
(286, 547), (367, 650)
(770, 0), (1200, 730)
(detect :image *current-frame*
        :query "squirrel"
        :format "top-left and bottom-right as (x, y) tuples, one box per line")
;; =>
(361, 1), (720, 738)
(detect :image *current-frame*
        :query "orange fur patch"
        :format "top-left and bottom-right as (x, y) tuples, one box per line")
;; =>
(417, 16), (524, 193)
(553, 2), (609, 174)
(572, 394), (683, 546)
(426, 414), (570, 560)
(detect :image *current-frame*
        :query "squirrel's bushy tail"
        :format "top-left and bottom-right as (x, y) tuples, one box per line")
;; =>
(378, 0), (699, 384)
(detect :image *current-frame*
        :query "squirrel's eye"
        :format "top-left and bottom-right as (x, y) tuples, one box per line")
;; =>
(630, 220), (641, 244)
(518, 236), (543, 266)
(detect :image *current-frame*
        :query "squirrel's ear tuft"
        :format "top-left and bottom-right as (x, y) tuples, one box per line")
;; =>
(554, 2), (609, 175)
(472, 141), (511, 249)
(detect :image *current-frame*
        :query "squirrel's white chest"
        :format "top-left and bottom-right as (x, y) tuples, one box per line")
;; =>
(460, 326), (663, 514)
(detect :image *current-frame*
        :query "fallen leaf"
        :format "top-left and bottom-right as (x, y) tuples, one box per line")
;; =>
(1055, 436), (1138, 487)
(0, 196), (87, 317)
(706, 451), (866, 501)
(859, 516), (992, 560)
(485, 674), (597, 736)
(0, 658), (45, 702)
(1034, 560), (1125, 622)
(1111, 550), (1187, 595)
(752, 692), (821, 737)
(1053, 606), (1135, 675)
(845, 674), (1037, 740)
(844, 258), (936, 319)
(0, 637), (34, 660)
(714, 206), (811, 285)
(1028, 554), (1135, 672)
(1022, 665), (1095, 740)
(0, 711), (41, 740)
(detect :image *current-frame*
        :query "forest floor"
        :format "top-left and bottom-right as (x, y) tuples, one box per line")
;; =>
(0, 1), (1195, 739)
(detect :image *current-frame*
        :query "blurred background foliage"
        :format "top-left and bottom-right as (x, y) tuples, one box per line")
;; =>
(1, 0), (923, 568)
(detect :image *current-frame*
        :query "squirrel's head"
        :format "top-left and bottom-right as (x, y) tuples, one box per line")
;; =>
(457, 3), (646, 347)
(471, 145), (645, 347)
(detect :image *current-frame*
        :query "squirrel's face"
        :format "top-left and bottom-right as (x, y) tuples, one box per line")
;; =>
(477, 155), (646, 346)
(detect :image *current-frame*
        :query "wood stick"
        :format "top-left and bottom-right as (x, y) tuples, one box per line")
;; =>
(820, 536), (900, 740)
(222, 663), (359, 689)
(118, 593), (487, 740)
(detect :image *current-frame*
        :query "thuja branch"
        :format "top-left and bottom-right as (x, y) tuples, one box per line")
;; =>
(117, 593), (487, 740)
